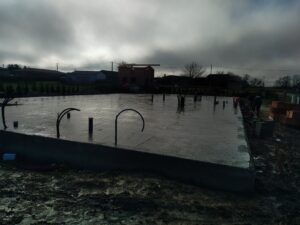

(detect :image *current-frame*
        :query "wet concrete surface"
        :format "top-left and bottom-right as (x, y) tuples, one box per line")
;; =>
(5, 94), (250, 168)
(1, 99), (299, 224)
(0, 120), (299, 225)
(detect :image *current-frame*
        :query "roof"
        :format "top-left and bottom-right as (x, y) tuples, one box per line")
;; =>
(119, 65), (154, 70)
(12, 68), (64, 81)
(101, 70), (118, 77)
(68, 70), (102, 76)
(206, 74), (242, 81)
(63, 70), (106, 83)
(21, 68), (63, 74)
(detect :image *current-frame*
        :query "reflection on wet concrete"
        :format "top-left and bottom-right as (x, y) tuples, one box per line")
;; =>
(4, 94), (250, 168)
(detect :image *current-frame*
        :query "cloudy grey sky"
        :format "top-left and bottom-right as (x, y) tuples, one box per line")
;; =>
(0, 0), (300, 83)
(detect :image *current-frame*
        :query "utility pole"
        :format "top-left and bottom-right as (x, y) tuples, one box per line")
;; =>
(111, 62), (114, 71)
(210, 64), (213, 74)
(56, 63), (59, 72)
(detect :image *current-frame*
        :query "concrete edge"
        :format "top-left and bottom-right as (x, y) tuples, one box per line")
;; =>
(0, 130), (255, 192)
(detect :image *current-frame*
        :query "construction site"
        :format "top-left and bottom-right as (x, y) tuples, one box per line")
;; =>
(0, 92), (299, 224)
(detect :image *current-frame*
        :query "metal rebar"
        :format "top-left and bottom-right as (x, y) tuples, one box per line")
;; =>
(115, 108), (145, 146)
(56, 108), (80, 138)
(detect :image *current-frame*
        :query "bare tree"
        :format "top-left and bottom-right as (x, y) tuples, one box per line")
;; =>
(274, 76), (291, 88)
(118, 61), (128, 68)
(250, 78), (264, 87)
(184, 62), (205, 78)
(292, 75), (300, 89)
(241, 74), (264, 87)
(242, 74), (251, 85)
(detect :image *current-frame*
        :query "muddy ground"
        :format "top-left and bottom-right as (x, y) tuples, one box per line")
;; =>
(0, 109), (300, 224)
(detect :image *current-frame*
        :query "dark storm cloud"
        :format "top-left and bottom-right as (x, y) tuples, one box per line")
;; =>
(144, 0), (300, 78)
(0, 49), (37, 64)
(0, 0), (76, 63)
(0, 0), (300, 80)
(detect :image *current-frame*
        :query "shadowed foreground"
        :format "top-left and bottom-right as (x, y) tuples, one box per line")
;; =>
(0, 124), (299, 224)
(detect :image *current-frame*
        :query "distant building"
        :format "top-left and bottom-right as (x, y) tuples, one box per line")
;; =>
(155, 73), (245, 90)
(0, 67), (12, 80)
(14, 68), (63, 81)
(100, 70), (118, 85)
(101, 70), (118, 80)
(155, 75), (196, 87)
(62, 71), (106, 84)
(206, 74), (245, 90)
(118, 64), (155, 90)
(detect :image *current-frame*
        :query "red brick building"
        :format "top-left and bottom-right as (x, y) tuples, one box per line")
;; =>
(118, 64), (155, 90)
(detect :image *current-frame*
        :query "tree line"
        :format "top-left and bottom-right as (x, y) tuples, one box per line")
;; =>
(0, 82), (80, 97)
(183, 62), (300, 89)
(273, 75), (300, 89)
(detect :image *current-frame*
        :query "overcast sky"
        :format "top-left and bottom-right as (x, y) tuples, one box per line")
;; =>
(0, 0), (300, 83)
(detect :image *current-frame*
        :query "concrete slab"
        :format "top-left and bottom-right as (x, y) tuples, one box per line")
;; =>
(5, 94), (251, 169)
